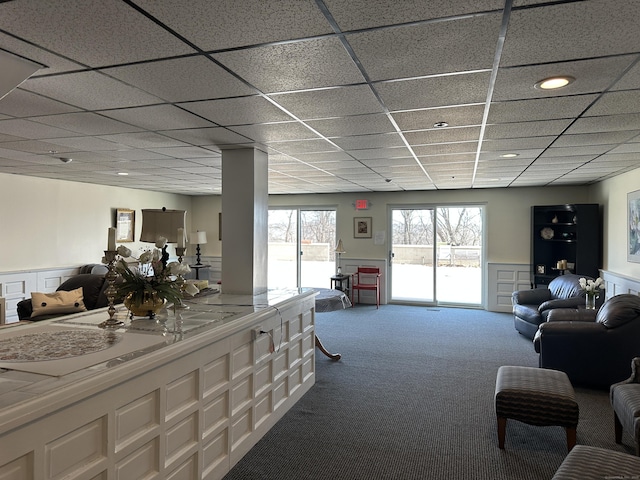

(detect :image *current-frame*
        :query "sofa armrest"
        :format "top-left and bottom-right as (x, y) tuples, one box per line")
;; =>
(16, 298), (33, 320)
(539, 296), (587, 312)
(512, 288), (551, 305)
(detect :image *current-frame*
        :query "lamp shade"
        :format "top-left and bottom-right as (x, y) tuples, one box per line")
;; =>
(140, 208), (186, 243)
(334, 239), (346, 254)
(190, 231), (207, 245)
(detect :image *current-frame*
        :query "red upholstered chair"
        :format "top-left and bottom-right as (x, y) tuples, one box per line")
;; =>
(351, 267), (381, 308)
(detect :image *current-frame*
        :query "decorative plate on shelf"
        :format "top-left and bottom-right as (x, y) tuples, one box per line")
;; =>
(540, 227), (554, 240)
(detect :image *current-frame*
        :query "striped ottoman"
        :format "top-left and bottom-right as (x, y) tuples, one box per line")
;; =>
(552, 445), (640, 479)
(495, 366), (579, 452)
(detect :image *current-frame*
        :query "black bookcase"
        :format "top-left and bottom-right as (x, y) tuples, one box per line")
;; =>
(531, 204), (601, 287)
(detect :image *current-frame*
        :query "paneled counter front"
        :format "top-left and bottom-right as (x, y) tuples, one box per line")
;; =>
(0, 288), (317, 480)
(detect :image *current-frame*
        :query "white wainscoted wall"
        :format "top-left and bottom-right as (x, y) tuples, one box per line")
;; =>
(487, 263), (531, 313)
(0, 267), (81, 324)
(601, 270), (640, 298)
(340, 258), (387, 305)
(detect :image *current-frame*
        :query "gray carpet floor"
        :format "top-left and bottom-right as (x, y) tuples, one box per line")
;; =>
(224, 305), (635, 479)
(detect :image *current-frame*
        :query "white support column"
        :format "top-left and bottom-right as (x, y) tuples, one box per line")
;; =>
(221, 148), (269, 295)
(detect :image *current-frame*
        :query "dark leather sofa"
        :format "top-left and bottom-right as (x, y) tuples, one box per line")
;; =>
(17, 265), (120, 321)
(512, 274), (597, 339)
(533, 294), (640, 389)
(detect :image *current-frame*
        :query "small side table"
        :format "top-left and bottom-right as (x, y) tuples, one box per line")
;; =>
(330, 274), (350, 298)
(189, 264), (210, 280)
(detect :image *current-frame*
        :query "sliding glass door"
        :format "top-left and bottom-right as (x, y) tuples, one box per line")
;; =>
(268, 208), (336, 289)
(390, 206), (483, 306)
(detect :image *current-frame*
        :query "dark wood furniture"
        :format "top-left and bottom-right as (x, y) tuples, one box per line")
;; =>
(531, 204), (600, 288)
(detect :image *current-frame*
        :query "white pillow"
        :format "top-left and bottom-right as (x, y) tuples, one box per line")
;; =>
(31, 287), (87, 318)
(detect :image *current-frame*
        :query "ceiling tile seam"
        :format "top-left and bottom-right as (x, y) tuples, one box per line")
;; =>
(314, 0), (433, 189)
(471, 0), (512, 189)
(509, 54), (640, 186)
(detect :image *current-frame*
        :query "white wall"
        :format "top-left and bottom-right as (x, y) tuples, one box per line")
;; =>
(590, 167), (640, 279)
(266, 186), (591, 265)
(0, 173), (191, 271)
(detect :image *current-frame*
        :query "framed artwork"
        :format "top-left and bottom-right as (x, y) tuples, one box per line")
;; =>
(628, 189), (640, 262)
(536, 264), (546, 275)
(354, 216), (372, 238)
(116, 208), (135, 242)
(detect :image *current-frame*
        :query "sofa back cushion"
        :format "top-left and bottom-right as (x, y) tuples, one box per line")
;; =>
(597, 294), (640, 328)
(56, 274), (106, 310)
(548, 274), (588, 300)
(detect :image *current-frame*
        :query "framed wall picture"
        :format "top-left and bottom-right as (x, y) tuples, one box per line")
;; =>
(536, 264), (546, 275)
(628, 189), (640, 263)
(116, 208), (135, 242)
(354, 216), (372, 238)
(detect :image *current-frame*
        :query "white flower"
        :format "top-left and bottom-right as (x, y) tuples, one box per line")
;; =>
(580, 277), (603, 294)
(116, 245), (131, 257)
(138, 250), (153, 264)
(155, 236), (167, 249)
(168, 261), (191, 276)
(183, 282), (199, 296)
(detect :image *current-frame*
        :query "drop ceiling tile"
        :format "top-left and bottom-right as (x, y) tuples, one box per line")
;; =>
(45, 136), (125, 151)
(500, 0), (640, 67)
(553, 131), (640, 148)
(270, 85), (383, 120)
(99, 105), (214, 131)
(23, 71), (163, 110)
(103, 56), (255, 103)
(0, 0), (194, 66)
(179, 96), (292, 126)
(478, 149), (543, 160)
(97, 133), (189, 150)
(159, 127), (252, 146)
(493, 57), (636, 101)
(233, 123), (320, 143)
(306, 114), (395, 137)
(0, 33), (83, 75)
(412, 142), (478, 156)
(349, 146), (412, 160)
(404, 127), (481, 145)
(419, 154), (476, 164)
(0, 89), (81, 117)
(146, 146), (218, 159)
(612, 60), (640, 91)
(481, 136), (555, 151)
(376, 72), (492, 111)
(32, 112), (143, 136)
(214, 37), (365, 93)
(324, 0), (504, 31)
(361, 158), (417, 168)
(488, 95), (599, 123)
(392, 105), (485, 130)
(566, 113), (640, 134)
(585, 90), (640, 117)
(136, 0), (332, 50)
(347, 13), (501, 81)
(262, 139), (341, 155)
(484, 119), (572, 139)
(608, 143), (640, 155)
(290, 151), (354, 163)
(0, 119), (77, 139)
(332, 133), (405, 150)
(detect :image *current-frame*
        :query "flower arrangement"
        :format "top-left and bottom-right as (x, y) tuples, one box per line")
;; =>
(107, 237), (199, 310)
(579, 277), (604, 298)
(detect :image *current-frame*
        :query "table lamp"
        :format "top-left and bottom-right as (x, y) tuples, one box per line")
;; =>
(334, 239), (346, 275)
(140, 207), (186, 267)
(190, 230), (207, 265)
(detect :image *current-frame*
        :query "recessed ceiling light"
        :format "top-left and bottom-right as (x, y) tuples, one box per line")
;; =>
(433, 121), (449, 128)
(500, 153), (519, 158)
(117, 172), (129, 176)
(534, 76), (575, 90)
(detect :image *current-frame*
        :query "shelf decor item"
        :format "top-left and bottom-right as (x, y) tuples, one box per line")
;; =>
(541, 227), (554, 240)
(579, 276), (603, 310)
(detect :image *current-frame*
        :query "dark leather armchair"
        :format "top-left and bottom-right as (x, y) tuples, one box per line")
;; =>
(512, 274), (597, 339)
(533, 294), (640, 389)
